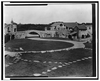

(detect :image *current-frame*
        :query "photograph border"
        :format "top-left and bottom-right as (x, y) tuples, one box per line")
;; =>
(1, 1), (99, 80)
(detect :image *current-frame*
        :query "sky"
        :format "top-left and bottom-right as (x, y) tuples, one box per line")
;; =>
(4, 3), (92, 24)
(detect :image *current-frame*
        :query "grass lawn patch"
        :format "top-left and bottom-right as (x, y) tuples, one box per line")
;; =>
(20, 48), (92, 62)
(5, 60), (47, 76)
(48, 59), (92, 77)
(42, 37), (71, 40)
(5, 39), (73, 51)
(5, 48), (92, 77)
(84, 42), (92, 48)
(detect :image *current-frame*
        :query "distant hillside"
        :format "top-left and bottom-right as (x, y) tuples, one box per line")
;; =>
(17, 22), (92, 31)
(17, 24), (50, 31)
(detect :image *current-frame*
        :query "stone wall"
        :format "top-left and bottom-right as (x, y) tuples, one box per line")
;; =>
(15, 31), (26, 39)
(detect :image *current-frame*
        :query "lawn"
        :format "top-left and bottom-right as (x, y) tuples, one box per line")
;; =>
(5, 38), (93, 77)
(84, 42), (92, 48)
(5, 39), (73, 52)
(5, 48), (92, 77)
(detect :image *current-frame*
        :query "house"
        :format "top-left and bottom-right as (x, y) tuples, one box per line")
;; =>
(47, 22), (75, 38)
(77, 24), (92, 39)
(4, 20), (17, 42)
(41, 21), (92, 41)
(5, 20), (17, 35)
(85, 24), (92, 34)
(44, 22), (80, 38)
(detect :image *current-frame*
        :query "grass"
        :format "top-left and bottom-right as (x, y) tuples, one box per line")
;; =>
(5, 38), (93, 77)
(20, 48), (92, 62)
(84, 42), (92, 48)
(42, 37), (71, 40)
(5, 39), (73, 51)
(5, 48), (92, 77)
(48, 59), (92, 77)
(5, 61), (47, 76)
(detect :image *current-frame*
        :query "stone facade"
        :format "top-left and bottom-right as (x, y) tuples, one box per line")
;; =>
(5, 20), (17, 35)
(44, 22), (92, 41)
(15, 31), (26, 39)
(44, 22), (71, 38)
(4, 20), (17, 42)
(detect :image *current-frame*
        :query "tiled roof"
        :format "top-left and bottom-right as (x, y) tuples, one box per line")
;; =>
(50, 22), (87, 30)
(50, 22), (63, 27)
(78, 24), (87, 30)
(51, 22), (78, 27)
(64, 22), (78, 28)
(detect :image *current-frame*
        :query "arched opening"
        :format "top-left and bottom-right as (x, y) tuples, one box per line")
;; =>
(27, 32), (40, 38)
(11, 35), (15, 40)
(29, 32), (39, 35)
(68, 35), (73, 40)
(82, 35), (84, 38)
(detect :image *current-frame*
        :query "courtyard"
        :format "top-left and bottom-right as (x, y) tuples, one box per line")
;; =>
(5, 38), (92, 78)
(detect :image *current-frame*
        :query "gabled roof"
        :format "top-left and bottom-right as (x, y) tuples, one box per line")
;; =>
(50, 22), (87, 30)
(50, 22), (64, 27)
(5, 24), (11, 28)
(63, 22), (78, 28)
(50, 22), (78, 28)
(78, 24), (87, 30)
(11, 20), (17, 25)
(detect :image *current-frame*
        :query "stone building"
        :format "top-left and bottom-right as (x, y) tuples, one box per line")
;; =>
(4, 20), (17, 42)
(44, 22), (92, 41)
(5, 20), (17, 35)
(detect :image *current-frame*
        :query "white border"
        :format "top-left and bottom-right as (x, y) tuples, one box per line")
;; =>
(2, 1), (98, 80)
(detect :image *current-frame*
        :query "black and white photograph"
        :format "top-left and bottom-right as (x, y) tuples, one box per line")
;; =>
(2, 1), (98, 80)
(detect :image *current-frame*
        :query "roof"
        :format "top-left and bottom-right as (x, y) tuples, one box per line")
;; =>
(11, 20), (17, 25)
(5, 24), (11, 28)
(63, 22), (78, 28)
(50, 22), (87, 30)
(50, 22), (64, 27)
(77, 24), (87, 30)
(50, 22), (78, 28)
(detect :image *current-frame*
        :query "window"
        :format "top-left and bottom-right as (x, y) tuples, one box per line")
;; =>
(7, 27), (10, 32)
(82, 35), (84, 38)
(60, 24), (63, 26)
(14, 28), (16, 32)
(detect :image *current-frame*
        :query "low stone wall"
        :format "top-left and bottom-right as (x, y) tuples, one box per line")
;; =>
(15, 31), (26, 39)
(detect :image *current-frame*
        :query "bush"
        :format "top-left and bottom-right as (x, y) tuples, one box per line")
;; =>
(5, 34), (10, 43)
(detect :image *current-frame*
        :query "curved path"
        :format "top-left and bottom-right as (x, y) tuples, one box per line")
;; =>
(5, 38), (86, 56)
